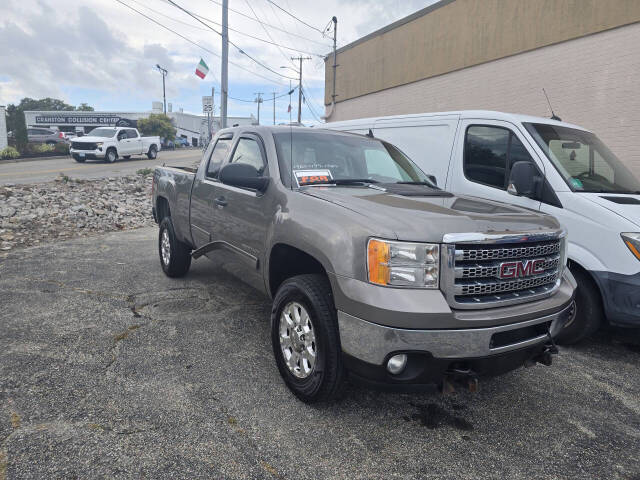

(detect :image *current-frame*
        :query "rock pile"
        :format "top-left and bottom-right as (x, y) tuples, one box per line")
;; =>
(0, 174), (155, 254)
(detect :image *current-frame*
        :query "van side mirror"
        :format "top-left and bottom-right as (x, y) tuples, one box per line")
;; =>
(507, 161), (541, 198)
(219, 163), (269, 192)
(426, 175), (437, 186)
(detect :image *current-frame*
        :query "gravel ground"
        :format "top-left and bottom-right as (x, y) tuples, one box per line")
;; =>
(1, 228), (639, 479)
(0, 174), (154, 254)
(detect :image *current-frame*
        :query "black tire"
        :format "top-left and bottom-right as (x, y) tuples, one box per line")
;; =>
(555, 266), (603, 345)
(147, 146), (157, 159)
(123, 155), (131, 159)
(271, 274), (345, 403)
(105, 148), (117, 163)
(73, 155), (86, 163)
(158, 217), (191, 277)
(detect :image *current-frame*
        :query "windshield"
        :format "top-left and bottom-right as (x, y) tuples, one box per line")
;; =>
(87, 128), (117, 138)
(525, 123), (640, 193)
(273, 131), (433, 188)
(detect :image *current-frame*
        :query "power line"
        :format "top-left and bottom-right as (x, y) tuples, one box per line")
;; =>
(149, 0), (322, 56)
(229, 85), (297, 103)
(206, 0), (331, 48)
(265, 0), (324, 34)
(166, 0), (297, 81)
(114, 0), (286, 85)
(244, 0), (299, 65)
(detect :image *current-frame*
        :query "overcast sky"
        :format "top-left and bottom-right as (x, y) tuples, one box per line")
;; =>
(0, 0), (437, 124)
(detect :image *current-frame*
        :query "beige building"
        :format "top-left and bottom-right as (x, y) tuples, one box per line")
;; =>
(324, 0), (640, 177)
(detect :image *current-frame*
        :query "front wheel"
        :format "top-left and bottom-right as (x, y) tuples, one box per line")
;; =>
(158, 217), (191, 277)
(271, 274), (345, 403)
(555, 266), (603, 344)
(147, 146), (157, 159)
(105, 148), (117, 163)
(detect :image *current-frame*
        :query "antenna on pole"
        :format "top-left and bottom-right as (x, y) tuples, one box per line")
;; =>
(542, 88), (562, 121)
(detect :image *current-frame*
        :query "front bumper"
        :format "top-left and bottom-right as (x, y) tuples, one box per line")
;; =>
(339, 300), (574, 366)
(592, 270), (640, 326)
(70, 149), (104, 159)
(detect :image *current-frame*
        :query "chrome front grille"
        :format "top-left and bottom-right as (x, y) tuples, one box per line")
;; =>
(456, 242), (560, 261)
(441, 231), (565, 309)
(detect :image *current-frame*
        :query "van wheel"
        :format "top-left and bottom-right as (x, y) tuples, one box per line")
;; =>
(105, 148), (117, 163)
(147, 146), (157, 159)
(158, 217), (191, 277)
(555, 266), (603, 345)
(271, 274), (345, 403)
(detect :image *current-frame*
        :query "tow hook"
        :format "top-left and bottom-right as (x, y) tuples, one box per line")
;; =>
(442, 367), (479, 395)
(526, 338), (559, 368)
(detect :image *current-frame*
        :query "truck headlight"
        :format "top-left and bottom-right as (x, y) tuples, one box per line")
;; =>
(621, 233), (640, 261)
(367, 238), (439, 288)
(95, 142), (103, 148)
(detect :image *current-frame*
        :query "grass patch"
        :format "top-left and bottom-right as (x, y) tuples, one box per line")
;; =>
(137, 168), (154, 176)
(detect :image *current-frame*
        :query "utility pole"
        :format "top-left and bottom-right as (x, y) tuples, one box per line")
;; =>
(291, 56), (311, 124)
(272, 91), (277, 125)
(156, 64), (168, 114)
(254, 93), (263, 125)
(220, 0), (229, 128)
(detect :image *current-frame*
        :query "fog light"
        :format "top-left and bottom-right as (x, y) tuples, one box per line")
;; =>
(387, 354), (407, 375)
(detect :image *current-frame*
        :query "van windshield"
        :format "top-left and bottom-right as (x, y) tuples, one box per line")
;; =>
(273, 131), (433, 188)
(525, 123), (640, 193)
(87, 128), (117, 138)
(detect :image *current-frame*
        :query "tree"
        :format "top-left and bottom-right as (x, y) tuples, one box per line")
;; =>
(6, 104), (28, 152)
(137, 113), (176, 141)
(18, 97), (76, 111)
(76, 103), (94, 111)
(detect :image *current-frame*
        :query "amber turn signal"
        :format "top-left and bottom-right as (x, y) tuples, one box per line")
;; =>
(367, 239), (390, 285)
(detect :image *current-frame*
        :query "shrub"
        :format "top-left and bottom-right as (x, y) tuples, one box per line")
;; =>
(136, 168), (154, 176)
(0, 146), (20, 159)
(54, 143), (70, 154)
(33, 143), (55, 154)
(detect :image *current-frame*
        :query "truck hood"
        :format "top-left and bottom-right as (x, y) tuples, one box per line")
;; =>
(71, 136), (113, 143)
(301, 186), (560, 242)
(579, 193), (640, 228)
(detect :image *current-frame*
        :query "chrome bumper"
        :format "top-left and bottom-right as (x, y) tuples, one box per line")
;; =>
(338, 300), (574, 365)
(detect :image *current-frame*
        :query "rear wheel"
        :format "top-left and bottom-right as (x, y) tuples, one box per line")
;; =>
(147, 146), (157, 159)
(555, 266), (603, 344)
(271, 274), (344, 403)
(158, 217), (191, 277)
(105, 148), (117, 163)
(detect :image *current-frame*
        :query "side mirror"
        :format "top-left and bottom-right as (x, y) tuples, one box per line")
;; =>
(507, 161), (541, 198)
(426, 174), (437, 186)
(219, 163), (269, 192)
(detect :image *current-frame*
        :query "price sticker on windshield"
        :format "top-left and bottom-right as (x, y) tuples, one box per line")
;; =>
(294, 169), (333, 187)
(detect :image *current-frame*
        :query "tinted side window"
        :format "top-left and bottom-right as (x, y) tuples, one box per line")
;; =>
(206, 138), (232, 178)
(464, 126), (509, 189)
(230, 138), (265, 173)
(126, 129), (138, 138)
(509, 134), (535, 168)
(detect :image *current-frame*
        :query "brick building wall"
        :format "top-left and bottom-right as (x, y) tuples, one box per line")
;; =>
(329, 23), (640, 178)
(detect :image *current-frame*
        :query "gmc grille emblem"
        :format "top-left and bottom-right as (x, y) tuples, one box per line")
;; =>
(499, 259), (546, 279)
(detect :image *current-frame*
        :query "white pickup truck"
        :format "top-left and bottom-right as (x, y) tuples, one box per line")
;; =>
(70, 127), (161, 163)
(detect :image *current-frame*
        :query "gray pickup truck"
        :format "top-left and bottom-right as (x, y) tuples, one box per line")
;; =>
(152, 126), (576, 402)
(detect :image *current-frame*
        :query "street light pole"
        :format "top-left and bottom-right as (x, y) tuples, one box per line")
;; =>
(156, 64), (168, 114)
(254, 93), (263, 125)
(221, 0), (229, 128)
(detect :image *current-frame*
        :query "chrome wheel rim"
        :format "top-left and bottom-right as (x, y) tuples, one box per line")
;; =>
(108, 151), (115, 162)
(279, 302), (316, 379)
(161, 229), (171, 265)
(562, 300), (577, 328)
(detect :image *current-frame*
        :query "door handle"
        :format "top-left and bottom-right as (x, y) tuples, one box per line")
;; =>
(214, 196), (227, 207)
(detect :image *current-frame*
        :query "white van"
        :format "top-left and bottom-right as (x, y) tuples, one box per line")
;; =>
(326, 111), (640, 343)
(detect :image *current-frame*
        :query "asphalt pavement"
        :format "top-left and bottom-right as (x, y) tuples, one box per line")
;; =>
(1, 228), (639, 479)
(0, 149), (202, 185)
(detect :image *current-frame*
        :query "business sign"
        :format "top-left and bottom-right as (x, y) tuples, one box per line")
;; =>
(32, 113), (137, 127)
(202, 96), (213, 113)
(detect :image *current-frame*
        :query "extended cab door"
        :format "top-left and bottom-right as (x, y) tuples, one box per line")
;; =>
(447, 119), (545, 210)
(212, 133), (270, 267)
(189, 133), (234, 248)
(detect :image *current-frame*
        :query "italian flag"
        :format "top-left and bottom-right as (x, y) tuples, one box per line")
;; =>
(195, 58), (209, 79)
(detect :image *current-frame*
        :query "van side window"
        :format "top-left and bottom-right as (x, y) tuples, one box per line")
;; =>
(464, 126), (536, 190)
(206, 138), (233, 178)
